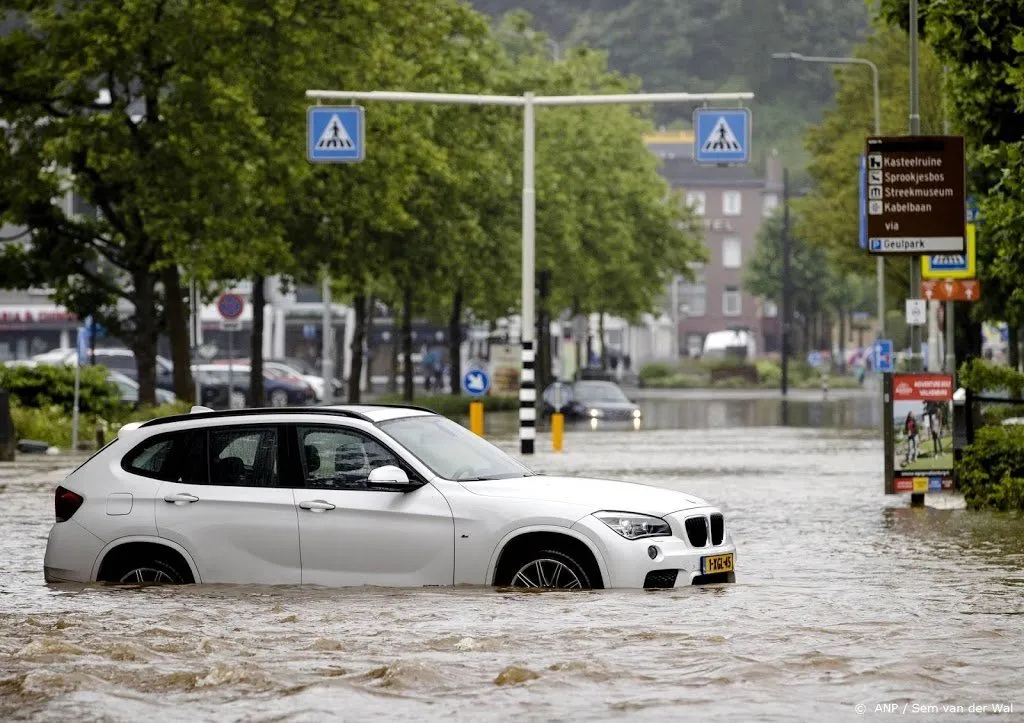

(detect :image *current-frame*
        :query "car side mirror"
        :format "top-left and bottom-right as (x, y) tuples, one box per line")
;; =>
(366, 465), (416, 491)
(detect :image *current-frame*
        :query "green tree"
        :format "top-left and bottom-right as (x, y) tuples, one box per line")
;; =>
(0, 1), (282, 403)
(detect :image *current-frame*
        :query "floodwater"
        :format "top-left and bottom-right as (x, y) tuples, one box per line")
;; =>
(2, 403), (1024, 721)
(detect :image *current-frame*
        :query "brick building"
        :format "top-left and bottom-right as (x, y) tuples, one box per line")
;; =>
(645, 131), (783, 358)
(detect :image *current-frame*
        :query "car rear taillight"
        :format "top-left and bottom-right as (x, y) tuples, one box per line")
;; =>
(54, 485), (84, 522)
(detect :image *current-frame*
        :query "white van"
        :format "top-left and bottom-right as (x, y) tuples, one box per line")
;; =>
(701, 330), (757, 360)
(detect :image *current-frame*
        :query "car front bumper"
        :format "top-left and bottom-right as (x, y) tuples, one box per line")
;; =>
(572, 508), (736, 588)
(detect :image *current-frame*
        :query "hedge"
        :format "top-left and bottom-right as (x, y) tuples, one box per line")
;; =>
(0, 363), (122, 420)
(957, 424), (1024, 511)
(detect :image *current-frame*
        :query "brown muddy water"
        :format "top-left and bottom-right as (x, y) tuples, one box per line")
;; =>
(2, 424), (1023, 722)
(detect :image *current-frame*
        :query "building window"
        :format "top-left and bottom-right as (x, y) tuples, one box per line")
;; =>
(722, 191), (742, 216)
(679, 266), (706, 317)
(685, 190), (706, 216)
(722, 236), (742, 269)
(686, 334), (704, 358)
(762, 193), (779, 217)
(763, 300), (779, 318)
(723, 286), (742, 316)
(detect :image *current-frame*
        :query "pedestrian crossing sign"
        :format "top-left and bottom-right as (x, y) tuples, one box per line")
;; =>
(693, 107), (751, 165)
(307, 106), (365, 163)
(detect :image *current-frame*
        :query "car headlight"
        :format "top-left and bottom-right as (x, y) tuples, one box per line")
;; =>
(594, 511), (671, 540)
(632, 408), (642, 418)
(588, 408), (604, 418)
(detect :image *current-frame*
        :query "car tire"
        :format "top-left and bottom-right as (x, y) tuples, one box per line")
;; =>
(499, 548), (592, 590)
(269, 389), (289, 407)
(105, 556), (190, 585)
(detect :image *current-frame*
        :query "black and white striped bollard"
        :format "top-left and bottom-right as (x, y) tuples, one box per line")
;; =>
(520, 341), (535, 454)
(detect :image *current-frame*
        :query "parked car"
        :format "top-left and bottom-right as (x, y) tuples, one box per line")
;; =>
(192, 363), (314, 408)
(214, 358), (340, 402)
(107, 370), (177, 407)
(43, 404), (735, 588)
(547, 380), (643, 422)
(31, 348), (176, 391)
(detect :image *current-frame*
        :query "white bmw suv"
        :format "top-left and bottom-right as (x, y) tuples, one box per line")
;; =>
(44, 405), (736, 589)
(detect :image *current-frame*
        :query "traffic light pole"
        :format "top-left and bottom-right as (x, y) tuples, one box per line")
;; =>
(305, 88), (755, 454)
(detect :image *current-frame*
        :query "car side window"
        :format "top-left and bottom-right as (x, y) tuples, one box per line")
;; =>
(298, 426), (400, 491)
(209, 427), (278, 488)
(123, 430), (207, 483)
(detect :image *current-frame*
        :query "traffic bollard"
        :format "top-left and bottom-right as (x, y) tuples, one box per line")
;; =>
(469, 401), (484, 437)
(551, 412), (564, 452)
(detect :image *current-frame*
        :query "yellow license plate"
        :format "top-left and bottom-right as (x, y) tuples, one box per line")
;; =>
(701, 553), (734, 575)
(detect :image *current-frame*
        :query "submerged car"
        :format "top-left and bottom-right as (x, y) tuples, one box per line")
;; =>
(44, 405), (735, 589)
(552, 380), (643, 422)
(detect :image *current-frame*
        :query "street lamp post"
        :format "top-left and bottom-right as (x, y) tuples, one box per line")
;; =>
(771, 52), (884, 341)
(305, 88), (755, 454)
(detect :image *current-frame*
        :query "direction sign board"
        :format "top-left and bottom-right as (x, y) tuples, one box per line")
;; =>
(874, 339), (894, 373)
(216, 292), (244, 321)
(858, 154), (867, 249)
(865, 135), (966, 255)
(693, 108), (751, 166)
(462, 368), (490, 397)
(307, 106), (365, 163)
(921, 278), (981, 302)
(922, 223), (976, 279)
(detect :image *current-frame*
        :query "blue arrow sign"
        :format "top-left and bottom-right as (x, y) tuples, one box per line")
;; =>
(874, 339), (894, 373)
(462, 368), (490, 397)
(307, 106), (365, 163)
(693, 108), (751, 165)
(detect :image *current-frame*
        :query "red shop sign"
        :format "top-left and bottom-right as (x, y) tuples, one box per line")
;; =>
(892, 373), (953, 402)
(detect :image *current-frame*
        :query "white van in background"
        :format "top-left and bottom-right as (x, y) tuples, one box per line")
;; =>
(702, 329), (757, 361)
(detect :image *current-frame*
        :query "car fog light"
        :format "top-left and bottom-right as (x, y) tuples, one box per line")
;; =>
(647, 545), (658, 560)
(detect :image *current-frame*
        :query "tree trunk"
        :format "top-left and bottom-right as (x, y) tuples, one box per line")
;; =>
(132, 271), (161, 406)
(249, 274), (266, 406)
(161, 265), (194, 404)
(363, 295), (375, 395)
(401, 285), (414, 402)
(347, 294), (366, 404)
(838, 307), (847, 375)
(598, 312), (607, 369)
(1009, 325), (1020, 371)
(448, 286), (463, 396)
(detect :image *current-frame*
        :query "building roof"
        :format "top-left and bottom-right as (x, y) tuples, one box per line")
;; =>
(647, 139), (765, 189)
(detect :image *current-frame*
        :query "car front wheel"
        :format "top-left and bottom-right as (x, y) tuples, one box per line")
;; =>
(501, 549), (592, 590)
(269, 388), (289, 407)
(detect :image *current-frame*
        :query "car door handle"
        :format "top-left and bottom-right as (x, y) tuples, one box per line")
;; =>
(298, 499), (336, 512)
(163, 493), (199, 505)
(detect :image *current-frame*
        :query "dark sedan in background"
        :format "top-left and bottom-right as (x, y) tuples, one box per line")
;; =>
(544, 379), (643, 422)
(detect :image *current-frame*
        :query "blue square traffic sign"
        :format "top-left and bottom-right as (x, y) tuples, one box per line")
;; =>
(874, 339), (894, 373)
(693, 108), (750, 165)
(307, 106), (365, 163)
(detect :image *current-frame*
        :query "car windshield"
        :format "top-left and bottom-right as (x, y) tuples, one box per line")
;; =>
(379, 415), (535, 481)
(573, 381), (630, 403)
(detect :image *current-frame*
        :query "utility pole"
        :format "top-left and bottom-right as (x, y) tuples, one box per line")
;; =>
(781, 167), (791, 398)
(908, 0), (925, 508)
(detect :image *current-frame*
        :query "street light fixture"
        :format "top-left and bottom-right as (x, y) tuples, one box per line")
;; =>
(772, 51), (885, 340)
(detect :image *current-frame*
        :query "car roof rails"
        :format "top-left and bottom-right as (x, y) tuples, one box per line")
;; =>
(139, 406), (375, 428)
(190, 405), (214, 414)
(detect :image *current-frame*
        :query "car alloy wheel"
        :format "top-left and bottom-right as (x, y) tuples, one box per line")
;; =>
(118, 566), (176, 584)
(269, 389), (289, 407)
(509, 549), (590, 589)
(229, 391), (247, 409)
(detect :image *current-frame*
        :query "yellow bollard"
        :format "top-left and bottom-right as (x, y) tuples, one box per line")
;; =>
(552, 412), (564, 452)
(469, 400), (484, 437)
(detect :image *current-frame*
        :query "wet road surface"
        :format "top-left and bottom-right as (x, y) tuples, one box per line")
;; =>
(2, 424), (1023, 721)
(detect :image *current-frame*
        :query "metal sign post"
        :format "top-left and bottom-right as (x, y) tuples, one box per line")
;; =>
(217, 293), (245, 409)
(304, 88), (755, 454)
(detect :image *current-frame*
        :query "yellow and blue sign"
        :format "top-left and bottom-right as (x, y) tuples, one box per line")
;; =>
(922, 223), (976, 279)
(307, 106), (365, 163)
